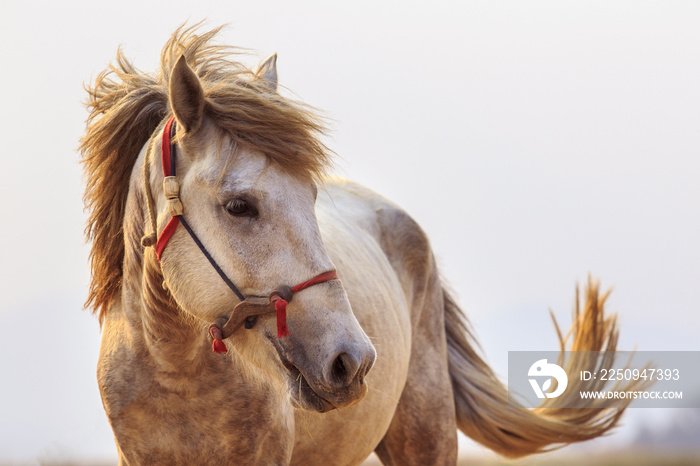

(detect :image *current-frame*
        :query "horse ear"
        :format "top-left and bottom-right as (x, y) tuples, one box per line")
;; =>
(254, 53), (278, 91)
(169, 55), (204, 133)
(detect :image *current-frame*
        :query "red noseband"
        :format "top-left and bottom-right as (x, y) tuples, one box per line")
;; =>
(209, 270), (339, 354)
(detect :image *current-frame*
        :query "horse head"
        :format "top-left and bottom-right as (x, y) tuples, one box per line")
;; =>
(146, 54), (375, 412)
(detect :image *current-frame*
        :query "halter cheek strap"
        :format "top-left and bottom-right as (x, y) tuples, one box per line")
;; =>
(154, 116), (186, 264)
(143, 116), (338, 353)
(153, 120), (247, 302)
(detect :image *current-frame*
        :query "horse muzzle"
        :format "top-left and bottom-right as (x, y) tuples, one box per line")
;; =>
(274, 336), (376, 412)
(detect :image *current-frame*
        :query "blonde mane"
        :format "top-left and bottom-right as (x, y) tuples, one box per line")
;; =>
(80, 24), (332, 322)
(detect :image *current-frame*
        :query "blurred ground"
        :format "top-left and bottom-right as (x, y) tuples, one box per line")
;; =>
(3, 449), (698, 465)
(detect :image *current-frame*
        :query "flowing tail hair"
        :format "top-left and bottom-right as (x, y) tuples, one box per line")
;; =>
(445, 278), (648, 457)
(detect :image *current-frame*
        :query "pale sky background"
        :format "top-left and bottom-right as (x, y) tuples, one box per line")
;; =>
(1, 1), (699, 463)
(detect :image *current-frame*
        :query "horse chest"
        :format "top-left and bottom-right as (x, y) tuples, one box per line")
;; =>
(101, 353), (294, 465)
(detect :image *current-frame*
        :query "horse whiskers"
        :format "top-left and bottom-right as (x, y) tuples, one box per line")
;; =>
(361, 365), (387, 378)
(367, 382), (400, 405)
(298, 374), (318, 446)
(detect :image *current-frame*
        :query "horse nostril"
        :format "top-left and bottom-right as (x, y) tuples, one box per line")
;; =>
(330, 352), (360, 388)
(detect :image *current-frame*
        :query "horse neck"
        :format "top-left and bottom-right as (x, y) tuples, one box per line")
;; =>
(120, 148), (207, 375)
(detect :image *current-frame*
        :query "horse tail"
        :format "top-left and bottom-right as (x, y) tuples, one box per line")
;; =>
(444, 279), (637, 458)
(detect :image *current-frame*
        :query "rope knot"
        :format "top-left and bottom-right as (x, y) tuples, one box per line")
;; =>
(270, 286), (293, 338)
(141, 233), (157, 248)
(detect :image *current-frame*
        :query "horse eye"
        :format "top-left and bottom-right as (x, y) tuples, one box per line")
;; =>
(225, 198), (257, 217)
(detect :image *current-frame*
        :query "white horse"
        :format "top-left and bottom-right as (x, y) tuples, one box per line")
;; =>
(81, 25), (641, 465)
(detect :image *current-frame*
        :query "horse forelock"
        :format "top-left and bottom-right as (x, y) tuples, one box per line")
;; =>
(81, 23), (333, 323)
